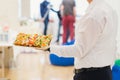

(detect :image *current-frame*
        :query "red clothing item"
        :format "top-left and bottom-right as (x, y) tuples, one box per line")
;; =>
(62, 15), (75, 44)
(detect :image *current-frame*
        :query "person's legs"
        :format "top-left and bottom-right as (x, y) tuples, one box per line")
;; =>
(43, 20), (49, 35)
(66, 28), (70, 42)
(62, 16), (68, 44)
(74, 66), (112, 80)
(68, 15), (75, 41)
(56, 21), (61, 42)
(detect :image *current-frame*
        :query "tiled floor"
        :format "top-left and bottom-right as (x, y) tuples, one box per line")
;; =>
(0, 50), (74, 80)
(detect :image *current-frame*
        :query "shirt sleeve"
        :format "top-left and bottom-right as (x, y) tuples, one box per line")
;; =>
(50, 17), (102, 58)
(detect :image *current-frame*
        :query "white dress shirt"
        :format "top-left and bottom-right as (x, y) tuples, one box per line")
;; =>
(50, 0), (118, 69)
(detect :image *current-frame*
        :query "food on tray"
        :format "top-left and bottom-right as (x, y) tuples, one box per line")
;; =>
(14, 33), (52, 48)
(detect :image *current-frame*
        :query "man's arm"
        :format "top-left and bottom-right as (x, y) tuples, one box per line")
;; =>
(50, 17), (102, 58)
(73, 7), (76, 17)
(51, 8), (58, 13)
(73, 1), (76, 17)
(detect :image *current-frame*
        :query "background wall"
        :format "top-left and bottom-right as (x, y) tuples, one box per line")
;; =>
(0, 0), (19, 29)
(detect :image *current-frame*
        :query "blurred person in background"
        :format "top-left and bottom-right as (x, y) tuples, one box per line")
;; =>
(61, 0), (76, 44)
(51, 4), (62, 44)
(50, 0), (118, 80)
(40, 0), (51, 35)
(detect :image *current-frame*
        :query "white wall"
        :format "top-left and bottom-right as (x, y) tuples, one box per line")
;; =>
(21, 0), (30, 18)
(0, 0), (19, 29)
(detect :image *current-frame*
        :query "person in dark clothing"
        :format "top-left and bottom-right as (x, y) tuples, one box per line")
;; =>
(40, 0), (50, 35)
(51, 7), (62, 43)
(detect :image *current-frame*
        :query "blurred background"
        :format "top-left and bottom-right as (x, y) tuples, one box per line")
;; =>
(0, 0), (120, 80)
(0, 0), (119, 54)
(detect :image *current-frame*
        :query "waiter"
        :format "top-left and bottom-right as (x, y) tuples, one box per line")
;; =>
(50, 0), (118, 80)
